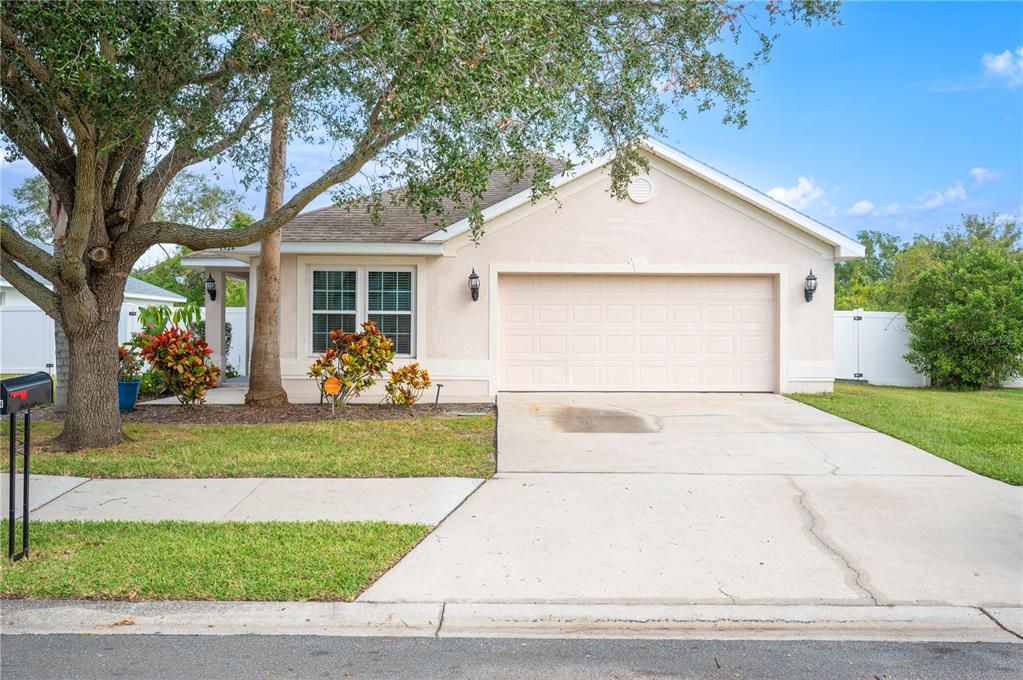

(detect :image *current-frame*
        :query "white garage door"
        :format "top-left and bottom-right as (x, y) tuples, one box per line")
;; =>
(498, 274), (776, 391)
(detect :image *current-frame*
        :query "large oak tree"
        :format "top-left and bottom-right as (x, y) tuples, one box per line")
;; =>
(1, 0), (838, 449)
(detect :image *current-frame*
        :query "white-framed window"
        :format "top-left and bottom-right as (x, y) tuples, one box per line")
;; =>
(311, 270), (357, 353)
(309, 266), (415, 356)
(367, 269), (413, 355)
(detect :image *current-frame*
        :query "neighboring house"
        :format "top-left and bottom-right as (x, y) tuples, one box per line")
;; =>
(183, 138), (864, 399)
(0, 251), (185, 373)
(0, 275), (186, 309)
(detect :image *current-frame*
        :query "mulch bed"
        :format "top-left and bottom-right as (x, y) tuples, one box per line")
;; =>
(28, 402), (494, 425)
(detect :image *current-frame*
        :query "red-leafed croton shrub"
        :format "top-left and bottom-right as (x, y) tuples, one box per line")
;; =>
(308, 321), (396, 407)
(134, 326), (221, 405)
(386, 362), (433, 406)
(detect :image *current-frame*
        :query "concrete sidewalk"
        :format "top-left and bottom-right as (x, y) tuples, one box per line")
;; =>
(5, 475), (482, 524)
(0, 475), (88, 520)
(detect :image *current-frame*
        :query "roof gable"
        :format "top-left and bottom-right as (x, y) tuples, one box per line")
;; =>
(421, 138), (864, 260)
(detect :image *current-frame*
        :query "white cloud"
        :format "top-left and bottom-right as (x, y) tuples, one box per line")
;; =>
(767, 177), (825, 210)
(845, 200), (876, 217)
(982, 46), (1023, 88)
(995, 206), (1023, 224)
(914, 183), (966, 211)
(851, 181), (968, 220)
(968, 167), (1001, 185)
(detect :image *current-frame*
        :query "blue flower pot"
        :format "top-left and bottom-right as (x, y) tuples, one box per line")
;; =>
(118, 380), (141, 413)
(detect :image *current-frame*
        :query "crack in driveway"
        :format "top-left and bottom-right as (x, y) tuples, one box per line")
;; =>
(786, 476), (882, 606)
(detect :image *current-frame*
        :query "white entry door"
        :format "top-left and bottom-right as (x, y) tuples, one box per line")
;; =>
(498, 274), (776, 391)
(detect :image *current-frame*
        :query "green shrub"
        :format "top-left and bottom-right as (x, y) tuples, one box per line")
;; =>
(386, 363), (433, 406)
(308, 321), (395, 406)
(138, 370), (168, 398)
(134, 327), (221, 404)
(904, 243), (1023, 388)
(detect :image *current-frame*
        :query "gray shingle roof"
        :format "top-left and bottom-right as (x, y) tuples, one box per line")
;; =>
(180, 249), (248, 261)
(123, 277), (186, 302)
(281, 168), (560, 243)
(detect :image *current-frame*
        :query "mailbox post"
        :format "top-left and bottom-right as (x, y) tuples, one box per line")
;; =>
(1, 372), (53, 561)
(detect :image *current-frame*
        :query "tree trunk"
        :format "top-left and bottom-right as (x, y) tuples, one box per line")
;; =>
(245, 102), (290, 407)
(56, 302), (122, 450)
(50, 188), (70, 412)
(53, 322), (69, 412)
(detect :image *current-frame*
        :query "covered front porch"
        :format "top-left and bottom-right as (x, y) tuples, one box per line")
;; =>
(181, 250), (253, 382)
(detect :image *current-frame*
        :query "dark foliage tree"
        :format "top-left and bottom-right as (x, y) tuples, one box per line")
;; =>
(1, 0), (838, 448)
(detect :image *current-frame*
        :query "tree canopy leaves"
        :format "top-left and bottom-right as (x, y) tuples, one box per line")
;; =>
(2, 0), (840, 309)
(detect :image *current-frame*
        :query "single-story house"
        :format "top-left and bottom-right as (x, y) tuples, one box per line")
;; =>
(183, 138), (864, 400)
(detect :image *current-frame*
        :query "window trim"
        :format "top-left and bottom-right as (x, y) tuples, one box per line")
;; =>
(308, 265), (416, 358)
(310, 268), (358, 354)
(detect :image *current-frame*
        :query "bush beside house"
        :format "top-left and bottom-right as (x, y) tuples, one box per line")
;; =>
(904, 242), (1023, 388)
(836, 214), (1023, 390)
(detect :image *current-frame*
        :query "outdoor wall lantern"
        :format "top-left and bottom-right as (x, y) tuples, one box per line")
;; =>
(468, 268), (481, 302)
(205, 273), (217, 301)
(804, 269), (818, 302)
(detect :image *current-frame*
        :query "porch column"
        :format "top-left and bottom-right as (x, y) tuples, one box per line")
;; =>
(246, 263), (257, 377)
(205, 269), (227, 383)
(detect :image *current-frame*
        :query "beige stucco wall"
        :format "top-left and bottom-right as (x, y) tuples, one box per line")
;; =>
(276, 152), (838, 396)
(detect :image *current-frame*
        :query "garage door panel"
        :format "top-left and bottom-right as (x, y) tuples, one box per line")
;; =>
(638, 305), (668, 324)
(639, 335), (669, 354)
(499, 274), (776, 391)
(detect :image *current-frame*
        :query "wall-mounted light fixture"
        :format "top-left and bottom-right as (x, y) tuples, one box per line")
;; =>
(468, 268), (481, 302)
(205, 273), (218, 301)
(804, 269), (818, 302)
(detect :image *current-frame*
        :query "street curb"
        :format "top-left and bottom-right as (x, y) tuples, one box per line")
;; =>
(0, 601), (442, 637)
(2, 600), (1020, 642)
(438, 602), (1022, 642)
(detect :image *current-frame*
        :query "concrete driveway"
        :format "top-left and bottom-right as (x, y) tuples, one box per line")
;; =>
(362, 393), (1022, 609)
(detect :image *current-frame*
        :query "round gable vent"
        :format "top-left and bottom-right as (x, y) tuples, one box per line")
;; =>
(627, 176), (654, 204)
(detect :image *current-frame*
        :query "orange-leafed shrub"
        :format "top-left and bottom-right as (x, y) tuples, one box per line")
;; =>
(134, 326), (221, 404)
(308, 320), (396, 406)
(386, 363), (432, 406)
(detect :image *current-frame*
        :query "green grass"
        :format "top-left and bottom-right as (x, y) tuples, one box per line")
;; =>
(1, 416), (495, 479)
(1, 520), (429, 601)
(788, 383), (1023, 485)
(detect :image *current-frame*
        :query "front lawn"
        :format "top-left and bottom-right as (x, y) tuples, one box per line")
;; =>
(1, 416), (495, 479)
(1, 520), (429, 601)
(788, 383), (1023, 485)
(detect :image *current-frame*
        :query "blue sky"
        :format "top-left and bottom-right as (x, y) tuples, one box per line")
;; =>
(660, 0), (1023, 241)
(2, 1), (1021, 253)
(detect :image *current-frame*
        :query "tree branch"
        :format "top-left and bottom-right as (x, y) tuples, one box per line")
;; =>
(0, 235), (59, 318)
(116, 112), (405, 265)
(133, 96), (271, 227)
(0, 221), (59, 281)
(2, 67), (76, 166)
(0, 19), (89, 139)
(110, 116), (155, 218)
(0, 107), (76, 209)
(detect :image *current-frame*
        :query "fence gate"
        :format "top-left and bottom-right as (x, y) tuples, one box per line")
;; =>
(833, 310), (929, 387)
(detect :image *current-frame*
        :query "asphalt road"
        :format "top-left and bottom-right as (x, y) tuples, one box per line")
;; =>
(2, 635), (1021, 679)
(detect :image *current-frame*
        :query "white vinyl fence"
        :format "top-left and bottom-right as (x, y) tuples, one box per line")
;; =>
(0, 304), (143, 375)
(835, 310), (1023, 388)
(224, 307), (247, 375)
(0, 304), (248, 377)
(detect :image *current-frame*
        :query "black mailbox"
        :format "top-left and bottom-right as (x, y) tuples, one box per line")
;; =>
(1, 371), (52, 415)
(3, 372), (51, 561)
